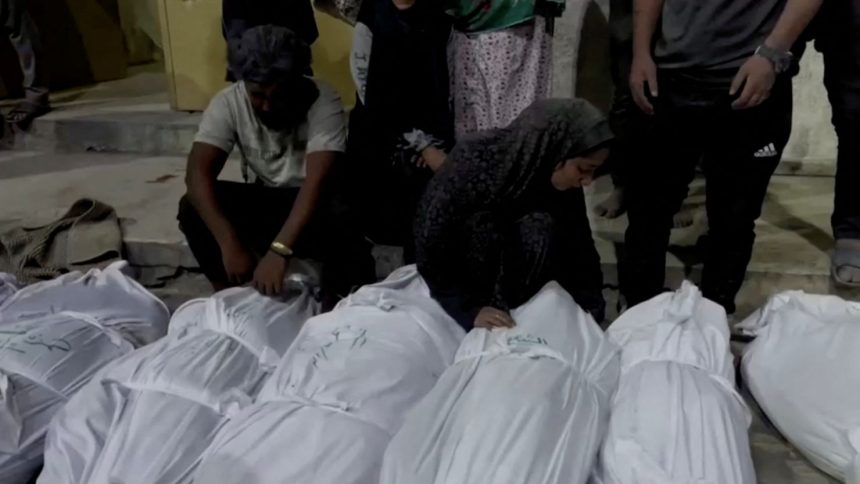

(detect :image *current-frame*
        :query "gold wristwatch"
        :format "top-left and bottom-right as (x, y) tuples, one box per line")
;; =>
(269, 241), (294, 258)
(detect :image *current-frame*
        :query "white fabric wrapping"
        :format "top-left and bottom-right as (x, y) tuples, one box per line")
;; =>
(0, 261), (168, 346)
(166, 280), (320, 358)
(192, 265), (465, 484)
(36, 343), (163, 484)
(38, 284), (318, 484)
(379, 281), (620, 484)
(593, 282), (755, 484)
(739, 291), (860, 483)
(0, 262), (168, 484)
(0, 273), (19, 306)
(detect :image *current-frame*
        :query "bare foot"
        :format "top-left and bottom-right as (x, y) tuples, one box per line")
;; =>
(833, 238), (860, 286)
(594, 187), (626, 219)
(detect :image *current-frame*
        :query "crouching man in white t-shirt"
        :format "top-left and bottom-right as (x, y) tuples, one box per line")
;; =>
(178, 25), (374, 307)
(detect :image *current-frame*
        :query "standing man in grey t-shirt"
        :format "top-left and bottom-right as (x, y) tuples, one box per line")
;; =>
(620, 0), (822, 314)
(178, 26), (374, 307)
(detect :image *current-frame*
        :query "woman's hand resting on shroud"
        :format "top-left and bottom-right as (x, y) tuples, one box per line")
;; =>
(474, 307), (516, 329)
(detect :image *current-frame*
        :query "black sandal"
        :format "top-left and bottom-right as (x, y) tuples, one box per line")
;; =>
(5, 101), (51, 127)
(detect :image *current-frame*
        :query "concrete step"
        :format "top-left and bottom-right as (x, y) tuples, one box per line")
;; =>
(1, 65), (199, 157)
(6, 109), (199, 156)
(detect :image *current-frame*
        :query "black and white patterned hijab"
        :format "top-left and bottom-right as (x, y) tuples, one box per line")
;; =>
(447, 98), (614, 201)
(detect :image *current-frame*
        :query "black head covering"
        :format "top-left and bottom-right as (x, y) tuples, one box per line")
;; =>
(228, 25), (312, 84)
(447, 98), (614, 201)
(228, 25), (319, 131)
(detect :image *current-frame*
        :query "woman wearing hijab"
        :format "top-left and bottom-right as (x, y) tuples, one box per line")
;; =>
(448, 0), (565, 138)
(415, 99), (612, 331)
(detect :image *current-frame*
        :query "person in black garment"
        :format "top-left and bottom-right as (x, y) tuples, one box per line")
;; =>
(414, 99), (612, 331)
(622, 0), (823, 314)
(1, 0), (50, 126)
(345, 0), (453, 258)
(593, 0), (633, 221)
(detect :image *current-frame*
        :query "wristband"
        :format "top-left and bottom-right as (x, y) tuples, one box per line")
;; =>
(270, 241), (294, 258)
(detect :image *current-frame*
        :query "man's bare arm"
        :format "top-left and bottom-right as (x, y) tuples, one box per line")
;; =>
(632, 0), (663, 59)
(731, 0), (823, 109)
(630, 0), (664, 113)
(766, 0), (824, 51)
(185, 142), (238, 250)
(253, 151), (337, 296)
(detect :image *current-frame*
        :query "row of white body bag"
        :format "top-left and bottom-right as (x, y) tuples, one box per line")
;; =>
(36, 264), (460, 484)
(0, 262), (171, 483)
(379, 280), (860, 484)
(592, 286), (860, 484)
(2, 261), (858, 483)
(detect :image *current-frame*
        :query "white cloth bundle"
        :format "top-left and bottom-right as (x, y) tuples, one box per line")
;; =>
(0, 273), (19, 305)
(593, 282), (755, 484)
(739, 291), (860, 483)
(0, 262), (169, 484)
(38, 283), (318, 484)
(379, 282), (620, 484)
(192, 266), (465, 484)
(0, 261), (167, 346)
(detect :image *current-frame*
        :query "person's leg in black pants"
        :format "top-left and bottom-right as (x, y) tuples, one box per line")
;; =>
(178, 181), (374, 300)
(700, 81), (792, 313)
(178, 182), (298, 288)
(817, 0), (860, 285)
(622, 82), (703, 307)
(595, 0), (634, 219)
(0, 0), (49, 125)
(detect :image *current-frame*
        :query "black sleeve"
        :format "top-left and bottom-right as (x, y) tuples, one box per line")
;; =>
(222, 0), (248, 43)
(414, 165), (486, 331)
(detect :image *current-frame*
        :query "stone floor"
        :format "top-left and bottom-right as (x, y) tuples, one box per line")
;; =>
(591, 174), (860, 320)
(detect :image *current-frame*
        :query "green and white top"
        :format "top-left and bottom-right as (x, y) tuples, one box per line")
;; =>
(447, 0), (564, 33)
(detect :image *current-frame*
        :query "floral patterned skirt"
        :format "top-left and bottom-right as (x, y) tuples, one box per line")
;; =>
(449, 17), (553, 139)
